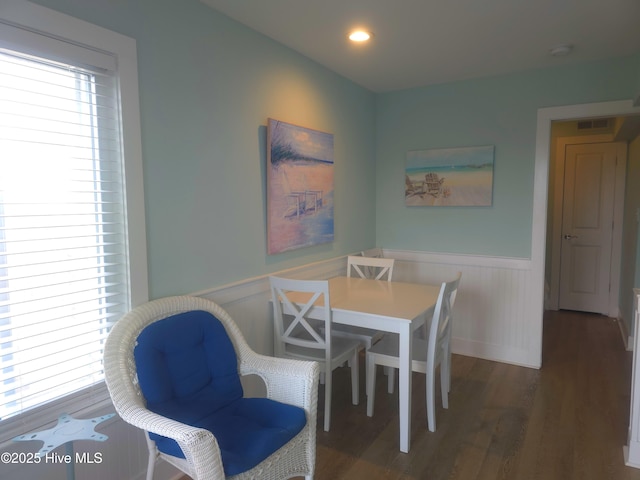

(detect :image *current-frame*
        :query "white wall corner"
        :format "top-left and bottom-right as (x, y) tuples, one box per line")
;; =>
(625, 289), (640, 469)
(625, 445), (640, 468)
(618, 314), (634, 351)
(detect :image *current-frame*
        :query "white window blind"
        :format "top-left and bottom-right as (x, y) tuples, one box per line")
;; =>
(0, 34), (130, 423)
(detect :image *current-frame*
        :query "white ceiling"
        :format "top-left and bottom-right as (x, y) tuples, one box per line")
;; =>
(200, 0), (640, 93)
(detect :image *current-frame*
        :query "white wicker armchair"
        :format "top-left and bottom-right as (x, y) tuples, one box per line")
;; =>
(103, 295), (319, 480)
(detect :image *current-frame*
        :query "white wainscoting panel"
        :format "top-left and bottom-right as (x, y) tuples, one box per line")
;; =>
(194, 256), (346, 356)
(194, 256), (347, 396)
(385, 249), (539, 368)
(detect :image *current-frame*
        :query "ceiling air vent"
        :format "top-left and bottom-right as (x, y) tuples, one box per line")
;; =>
(577, 118), (612, 130)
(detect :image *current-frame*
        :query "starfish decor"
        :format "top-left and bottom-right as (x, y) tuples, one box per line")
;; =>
(13, 412), (115, 457)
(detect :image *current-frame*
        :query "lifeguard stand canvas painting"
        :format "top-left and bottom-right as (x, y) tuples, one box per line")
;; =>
(267, 118), (334, 254)
(405, 145), (494, 207)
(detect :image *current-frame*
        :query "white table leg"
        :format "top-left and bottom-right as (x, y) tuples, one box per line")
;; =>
(398, 323), (412, 453)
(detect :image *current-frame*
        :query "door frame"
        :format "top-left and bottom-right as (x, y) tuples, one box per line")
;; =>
(531, 100), (639, 367)
(549, 137), (627, 317)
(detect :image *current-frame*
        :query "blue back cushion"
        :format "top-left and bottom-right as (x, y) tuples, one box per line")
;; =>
(134, 310), (243, 417)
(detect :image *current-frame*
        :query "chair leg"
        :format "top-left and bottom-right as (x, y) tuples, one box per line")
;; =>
(351, 350), (360, 405)
(387, 367), (395, 394)
(372, 365), (393, 395)
(366, 353), (376, 417)
(324, 370), (332, 431)
(145, 444), (157, 480)
(441, 356), (450, 409)
(426, 371), (436, 432)
(365, 354), (372, 398)
(382, 366), (393, 392)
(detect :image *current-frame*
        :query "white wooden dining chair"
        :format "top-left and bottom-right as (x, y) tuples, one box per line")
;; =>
(358, 248), (385, 282)
(348, 255), (394, 281)
(331, 256), (396, 350)
(327, 255), (396, 396)
(365, 272), (461, 432)
(360, 247), (383, 258)
(269, 276), (363, 432)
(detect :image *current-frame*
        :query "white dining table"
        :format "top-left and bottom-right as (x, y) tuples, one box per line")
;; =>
(281, 275), (441, 453)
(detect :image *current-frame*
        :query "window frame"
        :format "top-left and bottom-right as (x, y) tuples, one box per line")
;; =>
(0, 0), (148, 441)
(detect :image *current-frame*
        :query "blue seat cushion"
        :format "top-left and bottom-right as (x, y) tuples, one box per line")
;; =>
(150, 397), (307, 476)
(134, 310), (307, 476)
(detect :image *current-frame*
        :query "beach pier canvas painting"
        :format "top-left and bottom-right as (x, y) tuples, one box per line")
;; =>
(267, 118), (334, 254)
(405, 145), (494, 206)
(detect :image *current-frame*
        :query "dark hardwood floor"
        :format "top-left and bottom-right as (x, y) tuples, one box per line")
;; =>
(308, 310), (640, 480)
(178, 310), (640, 479)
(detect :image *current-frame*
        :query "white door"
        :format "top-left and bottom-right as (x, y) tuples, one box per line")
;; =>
(559, 143), (618, 314)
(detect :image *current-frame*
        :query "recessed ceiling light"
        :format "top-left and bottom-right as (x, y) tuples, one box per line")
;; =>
(349, 30), (371, 42)
(549, 44), (573, 56)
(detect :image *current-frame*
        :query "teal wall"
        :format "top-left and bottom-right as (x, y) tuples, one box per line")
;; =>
(31, 0), (377, 298)
(375, 58), (638, 257)
(26, 1), (640, 299)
